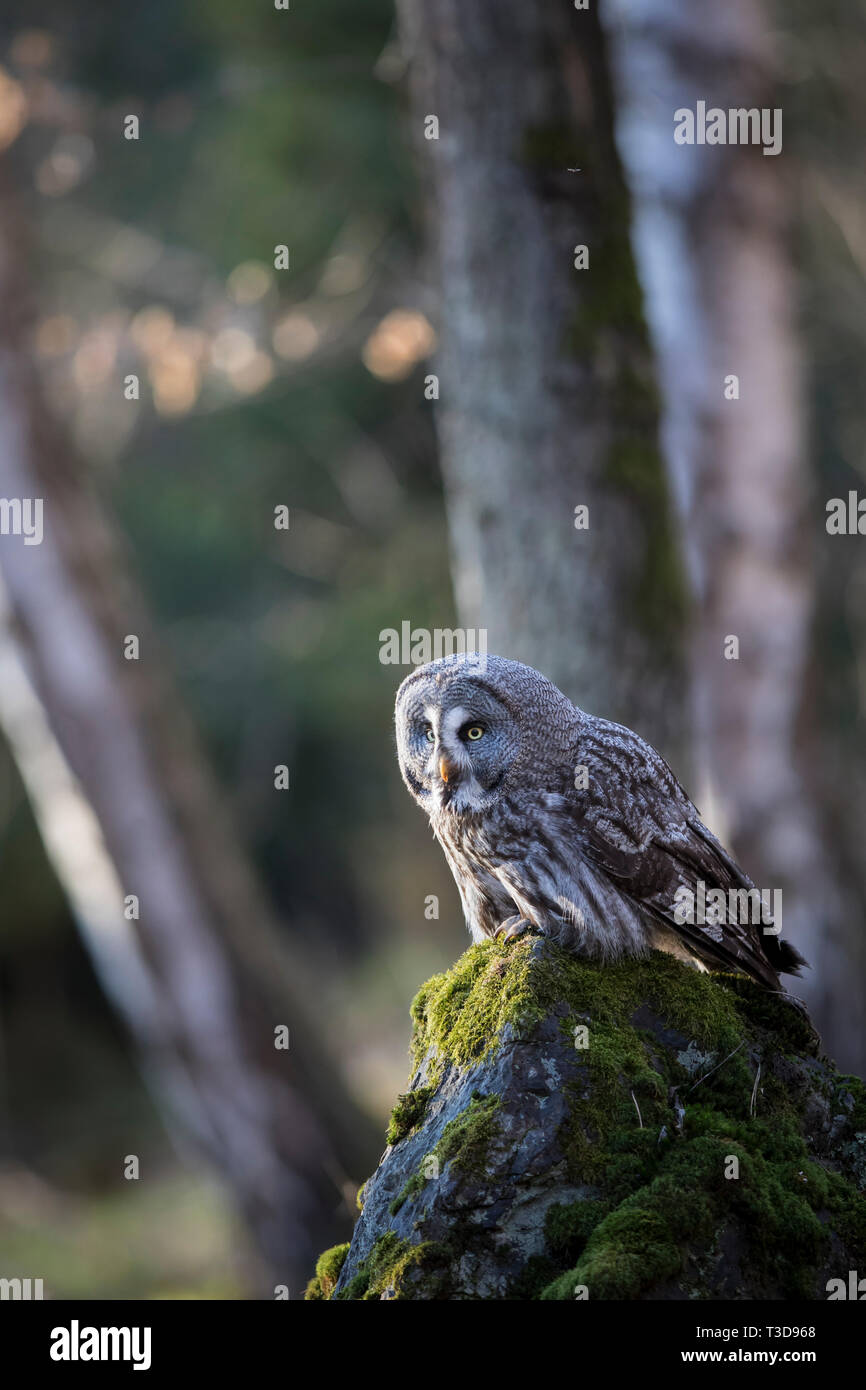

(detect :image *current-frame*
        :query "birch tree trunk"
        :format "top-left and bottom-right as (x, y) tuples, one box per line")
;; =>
(600, 0), (863, 1068)
(0, 171), (377, 1296)
(395, 0), (686, 759)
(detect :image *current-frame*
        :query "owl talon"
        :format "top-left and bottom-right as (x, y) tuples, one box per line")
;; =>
(494, 916), (532, 942)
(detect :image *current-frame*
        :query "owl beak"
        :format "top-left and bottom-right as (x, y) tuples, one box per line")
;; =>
(439, 754), (459, 785)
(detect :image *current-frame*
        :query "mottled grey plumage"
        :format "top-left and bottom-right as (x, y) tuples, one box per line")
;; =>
(395, 653), (806, 991)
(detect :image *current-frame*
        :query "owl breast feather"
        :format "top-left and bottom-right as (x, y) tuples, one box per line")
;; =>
(432, 794), (651, 958)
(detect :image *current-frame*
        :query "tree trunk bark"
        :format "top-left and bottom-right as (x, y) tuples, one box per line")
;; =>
(396, 0), (687, 760)
(600, 0), (863, 1068)
(0, 170), (377, 1296)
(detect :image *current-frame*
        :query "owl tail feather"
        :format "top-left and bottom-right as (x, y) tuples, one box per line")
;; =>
(764, 933), (809, 978)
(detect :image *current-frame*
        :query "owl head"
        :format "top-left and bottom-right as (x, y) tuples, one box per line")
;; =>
(394, 652), (576, 816)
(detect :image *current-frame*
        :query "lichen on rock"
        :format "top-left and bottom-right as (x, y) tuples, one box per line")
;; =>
(309, 935), (866, 1300)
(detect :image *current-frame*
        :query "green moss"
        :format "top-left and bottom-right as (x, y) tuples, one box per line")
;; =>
(540, 1267), (591, 1300)
(389, 1092), (501, 1216)
(410, 939), (543, 1080)
(828, 1167), (866, 1260)
(386, 1086), (433, 1147)
(304, 1242), (350, 1301)
(389, 1170), (427, 1217)
(411, 940), (751, 1201)
(437, 1092), (501, 1173)
(411, 937), (741, 1082)
(535, 963), (859, 1298)
(311, 938), (866, 1301)
(411, 937), (864, 1301)
(837, 1073), (866, 1134)
(540, 1129), (836, 1300)
(721, 975), (821, 1055)
(336, 1231), (445, 1301)
(544, 1198), (610, 1264)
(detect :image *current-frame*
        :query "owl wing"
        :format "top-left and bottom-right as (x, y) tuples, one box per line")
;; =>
(567, 719), (807, 989)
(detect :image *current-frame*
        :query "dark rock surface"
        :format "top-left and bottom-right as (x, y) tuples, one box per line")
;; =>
(307, 936), (866, 1300)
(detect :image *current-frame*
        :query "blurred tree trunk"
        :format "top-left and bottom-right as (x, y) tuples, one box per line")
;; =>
(0, 169), (377, 1296)
(395, 0), (687, 761)
(600, 0), (863, 1068)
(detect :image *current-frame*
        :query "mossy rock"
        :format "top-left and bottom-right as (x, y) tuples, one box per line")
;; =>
(305, 1243), (350, 1300)
(311, 937), (866, 1300)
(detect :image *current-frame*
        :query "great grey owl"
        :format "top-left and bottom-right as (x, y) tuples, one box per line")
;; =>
(395, 653), (806, 992)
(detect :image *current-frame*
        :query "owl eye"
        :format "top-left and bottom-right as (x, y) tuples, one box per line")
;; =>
(424, 727), (435, 743)
(465, 725), (485, 741)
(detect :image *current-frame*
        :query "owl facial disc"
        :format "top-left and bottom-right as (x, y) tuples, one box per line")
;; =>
(395, 667), (518, 817)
